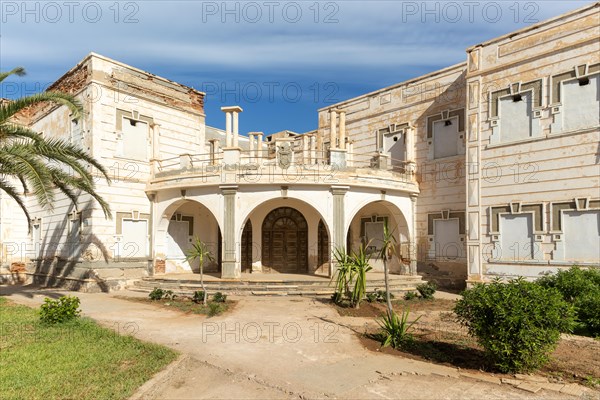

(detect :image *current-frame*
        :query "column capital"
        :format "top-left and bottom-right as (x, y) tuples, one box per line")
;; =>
(331, 185), (350, 195)
(220, 185), (238, 195)
(221, 106), (243, 113)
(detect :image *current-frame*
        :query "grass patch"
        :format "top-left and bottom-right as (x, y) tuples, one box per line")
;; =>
(0, 297), (178, 400)
(117, 296), (232, 317)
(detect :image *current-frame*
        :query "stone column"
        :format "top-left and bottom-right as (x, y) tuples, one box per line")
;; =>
(209, 139), (220, 165)
(309, 134), (316, 164)
(331, 185), (349, 261)
(233, 111), (239, 148)
(224, 111), (232, 147)
(151, 123), (161, 176)
(329, 109), (337, 149)
(221, 185), (240, 279)
(409, 193), (418, 276)
(339, 111), (346, 150)
(256, 132), (264, 160)
(302, 134), (309, 164)
(405, 126), (416, 174)
(249, 133), (256, 159)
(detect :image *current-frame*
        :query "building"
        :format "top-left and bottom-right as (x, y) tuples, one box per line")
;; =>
(0, 2), (598, 291)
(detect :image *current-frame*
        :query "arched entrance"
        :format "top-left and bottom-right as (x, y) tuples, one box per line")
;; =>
(317, 219), (330, 270)
(346, 200), (411, 274)
(161, 199), (220, 274)
(261, 207), (308, 273)
(241, 220), (252, 272)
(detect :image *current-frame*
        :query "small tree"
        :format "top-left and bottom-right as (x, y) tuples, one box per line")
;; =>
(185, 237), (214, 305)
(378, 222), (397, 315)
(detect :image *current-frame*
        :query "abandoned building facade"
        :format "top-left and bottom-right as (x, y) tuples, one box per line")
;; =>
(0, 3), (598, 290)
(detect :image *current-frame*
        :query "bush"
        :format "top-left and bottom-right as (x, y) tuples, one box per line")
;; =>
(163, 290), (176, 300)
(403, 291), (418, 301)
(377, 310), (421, 349)
(537, 267), (600, 336)
(416, 281), (437, 299)
(212, 292), (227, 303)
(192, 290), (205, 304)
(40, 296), (81, 324)
(454, 278), (575, 373)
(366, 292), (378, 303)
(149, 288), (164, 301)
(208, 302), (226, 317)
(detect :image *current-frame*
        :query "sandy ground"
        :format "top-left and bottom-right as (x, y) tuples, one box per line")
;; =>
(2, 285), (595, 400)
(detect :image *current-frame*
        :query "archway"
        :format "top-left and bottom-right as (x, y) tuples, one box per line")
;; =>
(261, 207), (308, 273)
(241, 220), (252, 272)
(346, 200), (410, 274)
(160, 199), (220, 274)
(318, 219), (330, 270)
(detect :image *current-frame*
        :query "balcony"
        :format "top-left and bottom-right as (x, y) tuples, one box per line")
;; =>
(148, 147), (418, 193)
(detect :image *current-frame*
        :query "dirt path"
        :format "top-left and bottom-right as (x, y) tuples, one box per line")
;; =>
(2, 286), (594, 399)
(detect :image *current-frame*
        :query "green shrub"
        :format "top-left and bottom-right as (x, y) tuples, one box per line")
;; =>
(403, 291), (418, 301)
(377, 310), (421, 349)
(454, 278), (575, 373)
(149, 288), (164, 301)
(537, 267), (600, 336)
(192, 290), (205, 304)
(212, 292), (227, 303)
(376, 290), (394, 302)
(366, 292), (378, 303)
(416, 281), (437, 299)
(207, 302), (225, 317)
(163, 290), (176, 300)
(577, 292), (600, 337)
(39, 296), (81, 324)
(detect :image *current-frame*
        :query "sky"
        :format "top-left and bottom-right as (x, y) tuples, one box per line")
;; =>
(0, 0), (592, 134)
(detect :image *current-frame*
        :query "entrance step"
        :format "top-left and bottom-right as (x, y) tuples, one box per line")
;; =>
(127, 274), (426, 297)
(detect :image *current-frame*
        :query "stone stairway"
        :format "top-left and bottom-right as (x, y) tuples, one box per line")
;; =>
(128, 274), (426, 297)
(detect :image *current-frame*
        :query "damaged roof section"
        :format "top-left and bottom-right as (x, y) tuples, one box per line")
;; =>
(13, 52), (206, 125)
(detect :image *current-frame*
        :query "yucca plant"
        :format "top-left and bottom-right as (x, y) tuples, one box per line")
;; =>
(349, 245), (372, 309)
(185, 237), (214, 305)
(331, 247), (354, 303)
(1, 67), (111, 225)
(378, 309), (421, 349)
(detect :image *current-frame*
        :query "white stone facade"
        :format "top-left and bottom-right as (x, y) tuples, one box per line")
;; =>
(0, 3), (598, 289)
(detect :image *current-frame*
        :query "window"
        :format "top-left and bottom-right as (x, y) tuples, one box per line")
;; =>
(498, 91), (534, 142)
(428, 211), (465, 260)
(560, 73), (599, 132)
(70, 119), (82, 147)
(121, 117), (149, 160)
(68, 215), (81, 259)
(434, 219), (462, 259)
(562, 211), (600, 261)
(32, 222), (41, 258)
(489, 80), (543, 144)
(167, 214), (194, 259)
(499, 214), (534, 261)
(433, 117), (459, 158)
(427, 109), (464, 159)
(119, 219), (149, 258)
(115, 109), (153, 161)
(360, 216), (388, 255)
(115, 212), (151, 259)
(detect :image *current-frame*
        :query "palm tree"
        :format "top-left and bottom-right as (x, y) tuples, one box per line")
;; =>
(0, 67), (111, 226)
(378, 222), (397, 315)
(185, 237), (214, 305)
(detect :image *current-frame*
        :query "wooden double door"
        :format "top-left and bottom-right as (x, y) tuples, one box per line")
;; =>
(261, 207), (308, 273)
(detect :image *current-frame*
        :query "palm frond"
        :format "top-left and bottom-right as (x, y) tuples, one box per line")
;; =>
(0, 67), (26, 84)
(0, 123), (43, 142)
(0, 178), (32, 231)
(0, 91), (82, 123)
